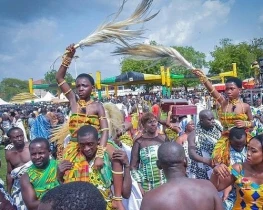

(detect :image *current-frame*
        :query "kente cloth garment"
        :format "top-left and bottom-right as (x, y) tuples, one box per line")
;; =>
(31, 114), (51, 140)
(27, 159), (60, 200)
(68, 114), (100, 140)
(119, 133), (134, 147)
(63, 114), (100, 164)
(131, 113), (139, 130)
(131, 137), (166, 192)
(11, 161), (32, 210)
(230, 165), (263, 210)
(189, 120), (222, 180)
(224, 147), (247, 210)
(164, 128), (178, 141)
(0, 183), (17, 210)
(63, 151), (113, 210)
(212, 112), (251, 166)
(250, 106), (263, 137)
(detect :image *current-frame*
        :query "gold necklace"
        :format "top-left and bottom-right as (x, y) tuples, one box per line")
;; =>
(224, 98), (239, 128)
(78, 99), (93, 113)
(230, 98), (239, 106)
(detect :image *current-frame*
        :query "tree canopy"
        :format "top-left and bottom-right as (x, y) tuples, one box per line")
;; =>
(0, 78), (29, 101)
(44, 69), (74, 84)
(209, 38), (263, 79)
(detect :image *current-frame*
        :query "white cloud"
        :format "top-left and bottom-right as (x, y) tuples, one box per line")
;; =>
(13, 18), (58, 43)
(146, 0), (233, 46)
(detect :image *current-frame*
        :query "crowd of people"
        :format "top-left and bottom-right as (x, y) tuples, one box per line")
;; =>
(0, 44), (263, 210)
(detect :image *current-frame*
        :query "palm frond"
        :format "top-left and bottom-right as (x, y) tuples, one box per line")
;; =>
(113, 44), (194, 69)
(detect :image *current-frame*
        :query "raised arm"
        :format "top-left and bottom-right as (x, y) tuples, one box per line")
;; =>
(188, 131), (212, 167)
(192, 69), (226, 105)
(55, 44), (77, 113)
(20, 173), (40, 210)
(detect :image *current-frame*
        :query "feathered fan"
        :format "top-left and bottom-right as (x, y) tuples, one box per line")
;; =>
(71, 0), (159, 50)
(113, 44), (194, 69)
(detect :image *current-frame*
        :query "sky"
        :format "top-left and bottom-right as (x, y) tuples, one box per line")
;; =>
(0, 0), (262, 82)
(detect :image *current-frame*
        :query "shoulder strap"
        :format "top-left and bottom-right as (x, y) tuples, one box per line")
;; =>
(229, 164), (243, 178)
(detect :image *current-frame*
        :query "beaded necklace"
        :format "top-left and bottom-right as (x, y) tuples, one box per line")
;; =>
(78, 99), (93, 114)
(224, 98), (239, 127)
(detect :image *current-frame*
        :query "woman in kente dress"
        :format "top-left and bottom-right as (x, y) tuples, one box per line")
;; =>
(211, 134), (263, 210)
(192, 70), (254, 166)
(55, 44), (124, 210)
(163, 105), (181, 141)
(130, 113), (167, 195)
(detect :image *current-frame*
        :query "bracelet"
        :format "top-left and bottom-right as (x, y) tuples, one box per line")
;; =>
(100, 128), (110, 131)
(209, 88), (215, 94)
(215, 94), (221, 102)
(95, 145), (106, 159)
(111, 170), (124, 175)
(61, 56), (72, 68)
(112, 196), (123, 201)
(244, 121), (252, 128)
(99, 116), (107, 120)
(64, 89), (72, 95)
(199, 75), (208, 84)
(58, 80), (66, 87)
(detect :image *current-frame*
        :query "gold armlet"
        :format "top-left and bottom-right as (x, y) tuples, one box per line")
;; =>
(100, 128), (110, 131)
(64, 89), (72, 95)
(112, 196), (123, 201)
(245, 121), (253, 128)
(95, 145), (106, 159)
(61, 56), (72, 68)
(199, 75), (208, 84)
(58, 80), (66, 87)
(215, 94), (221, 102)
(111, 170), (124, 175)
(209, 88), (215, 94)
(99, 116), (107, 120)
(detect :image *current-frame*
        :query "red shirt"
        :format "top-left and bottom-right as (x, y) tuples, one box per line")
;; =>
(152, 104), (160, 118)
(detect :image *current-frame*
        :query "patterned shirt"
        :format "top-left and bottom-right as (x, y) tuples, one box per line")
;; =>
(224, 146), (247, 210)
(250, 106), (263, 137)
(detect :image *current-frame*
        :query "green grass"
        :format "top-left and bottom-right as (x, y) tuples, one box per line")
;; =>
(0, 145), (6, 184)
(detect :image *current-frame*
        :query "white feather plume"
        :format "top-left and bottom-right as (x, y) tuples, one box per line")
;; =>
(73, 0), (158, 50)
(113, 44), (194, 69)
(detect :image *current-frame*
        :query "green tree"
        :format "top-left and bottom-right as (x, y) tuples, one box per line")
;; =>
(170, 46), (208, 91)
(209, 38), (263, 79)
(44, 70), (74, 95)
(0, 78), (28, 101)
(44, 70), (74, 84)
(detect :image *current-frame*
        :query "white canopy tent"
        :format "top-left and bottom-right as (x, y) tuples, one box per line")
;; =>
(34, 92), (55, 102)
(0, 98), (10, 105)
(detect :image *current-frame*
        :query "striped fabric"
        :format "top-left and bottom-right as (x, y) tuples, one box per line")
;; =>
(132, 145), (166, 192)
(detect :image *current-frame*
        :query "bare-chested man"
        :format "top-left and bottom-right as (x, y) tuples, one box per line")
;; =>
(140, 142), (223, 210)
(5, 127), (32, 210)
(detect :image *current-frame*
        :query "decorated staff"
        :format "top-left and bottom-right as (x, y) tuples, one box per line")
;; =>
(113, 44), (194, 69)
(65, 0), (159, 52)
